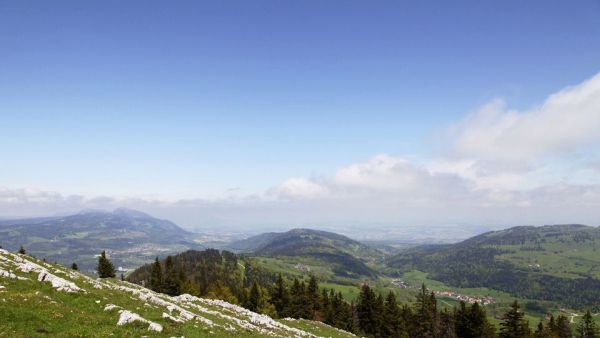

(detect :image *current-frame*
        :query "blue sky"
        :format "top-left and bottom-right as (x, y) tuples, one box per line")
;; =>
(1, 1), (600, 230)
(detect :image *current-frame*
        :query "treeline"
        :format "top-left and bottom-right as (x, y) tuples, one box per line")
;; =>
(353, 285), (594, 338)
(128, 249), (597, 338)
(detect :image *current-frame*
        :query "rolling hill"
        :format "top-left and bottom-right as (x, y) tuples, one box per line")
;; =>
(0, 209), (202, 272)
(0, 248), (355, 338)
(228, 228), (381, 278)
(387, 224), (600, 310)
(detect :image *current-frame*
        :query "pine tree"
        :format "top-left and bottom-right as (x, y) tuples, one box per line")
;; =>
(470, 302), (496, 338)
(324, 289), (337, 325)
(400, 304), (415, 336)
(96, 250), (115, 278)
(247, 280), (262, 312)
(499, 301), (531, 338)
(163, 255), (181, 296)
(577, 311), (597, 338)
(289, 279), (311, 319)
(271, 274), (290, 318)
(548, 315), (558, 333)
(18, 245), (26, 254)
(439, 308), (458, 338)
(414, 284), (437, 337)
(332, 291), (353, 331)
(383, 290), (404, 337)
(71, 262), (78, 271)
(534, 320), (553, 338)
(307, 275), (320, 320)
(455, 301), (469, 337)
(321, 288), (330, 322)
(340, 293), (355, 333)
(148, 257), (163, 292)
(374, 293), (385, 337)
(556, 315), (572, 338)
(357, 284), (378, 336)
(534, 321), (545, 338)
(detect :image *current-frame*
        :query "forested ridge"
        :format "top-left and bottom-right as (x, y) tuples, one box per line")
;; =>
(128, 249), (597, 337)
(388, 225), (600, 311)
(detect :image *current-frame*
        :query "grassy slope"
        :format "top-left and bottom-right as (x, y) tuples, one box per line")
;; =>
(469, 225), (600, 279)
(0, 249), (354, 338)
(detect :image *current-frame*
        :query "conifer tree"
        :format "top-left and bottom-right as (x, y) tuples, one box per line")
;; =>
(271, 273), (289, 318)
(307, 275), (320, 320)
(534, 320), (553, 338)
(289, 278), (311, 319)
(321, 288), (330, 322)
(96, 250), (115, 278)
(470, 302), (496, 338)
(534, 321), (545, 338)
(357, 284), (378, 336)
(383, 290), (404, 337)
(577, 311), (597, 338)
(324, 289), (336, 325)
(439, 308), (458, 338)
(340, 293), (355, 332)
(18, 245), (26, 254)
(163, 255), (181, 296)
(548, 315), (557, 333)
(455, 301), (470, 337)
(71, 262), (78, 270)
(556, 315), (572, 338)
(148, 257), (163, 292)
(247, 280), (262, 312)
(374, 293), (385, 337)
(499, 301), (531, 338)
(414, 284), (438, 337)
(332, 291), (353, 331)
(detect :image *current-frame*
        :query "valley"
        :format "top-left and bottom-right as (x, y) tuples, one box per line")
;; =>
(1, 210), (600, 336)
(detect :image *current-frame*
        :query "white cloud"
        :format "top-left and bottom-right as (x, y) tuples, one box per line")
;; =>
(333, 155), (422, 191)
(269, 177), (329, 199)
(3, 73), (600, 231)
(451, 73), (600, 161)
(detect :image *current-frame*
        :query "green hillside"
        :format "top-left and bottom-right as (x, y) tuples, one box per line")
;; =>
(387, 224), (600, 310)
(229, 228), (381, 278)
(0, 248), (355, 338)
(0, 209), (202, 272)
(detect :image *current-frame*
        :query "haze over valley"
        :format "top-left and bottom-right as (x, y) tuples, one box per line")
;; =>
(2, 1), (600, 337)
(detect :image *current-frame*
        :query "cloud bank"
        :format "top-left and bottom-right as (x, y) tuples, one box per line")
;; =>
(2, 72), (600, 231)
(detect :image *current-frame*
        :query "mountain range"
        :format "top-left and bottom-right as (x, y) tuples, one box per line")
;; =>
(0, 208), (201, 272)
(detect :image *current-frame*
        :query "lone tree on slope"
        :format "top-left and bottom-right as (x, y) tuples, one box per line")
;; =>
(97, 250), (116, 278)
(71, 262), (78, 271)
(18, 245), (26, 254)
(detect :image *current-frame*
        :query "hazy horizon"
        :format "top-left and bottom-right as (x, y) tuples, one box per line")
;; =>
(2, 1), (600, 232)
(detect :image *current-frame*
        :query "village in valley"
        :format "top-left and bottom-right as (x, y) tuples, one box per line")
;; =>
(391, 279), (495, 305)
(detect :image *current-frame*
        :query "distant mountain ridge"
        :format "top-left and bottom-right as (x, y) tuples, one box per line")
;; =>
(0, 208), (201, 271)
